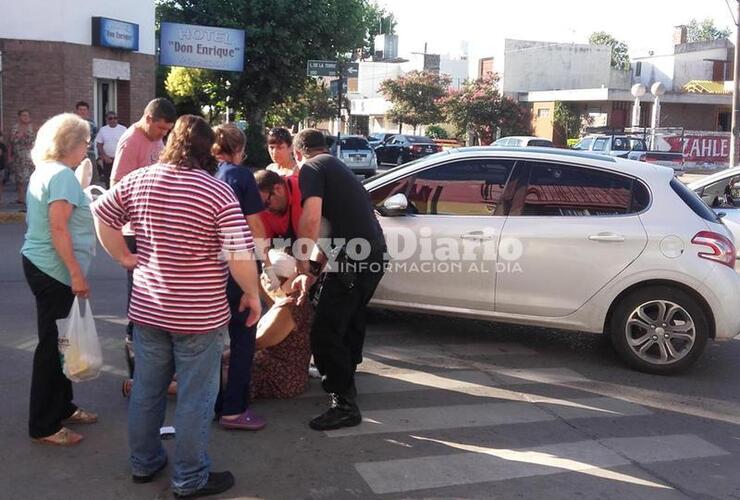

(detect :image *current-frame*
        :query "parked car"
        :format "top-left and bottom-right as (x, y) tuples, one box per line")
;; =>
(573, 134), (685, 174)
(364, 147), (740, 374)
(374, 135), (442, 166)
(689, 166), (740, 256)
(368, 132), (395, 149)
(493, 136), (554, 148)
(328, 135), (378, 177)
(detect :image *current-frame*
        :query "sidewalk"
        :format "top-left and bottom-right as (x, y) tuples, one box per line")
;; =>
(0, 180), (26, 224)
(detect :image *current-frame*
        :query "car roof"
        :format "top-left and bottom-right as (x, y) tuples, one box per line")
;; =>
(365, 147), (673, 188)
(688, 166), (740, 190)
(499, 136), (550, 141)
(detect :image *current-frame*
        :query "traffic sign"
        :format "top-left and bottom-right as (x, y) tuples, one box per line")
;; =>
(341, 63), (359, 78)
(307, 60), (337, 77)
(330, 79), (348, 97)
(306, 60), (359, 78)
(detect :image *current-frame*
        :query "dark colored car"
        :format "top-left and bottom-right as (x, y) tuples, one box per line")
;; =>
(368, 132), (395, 149)
(374, 135), (442, 165)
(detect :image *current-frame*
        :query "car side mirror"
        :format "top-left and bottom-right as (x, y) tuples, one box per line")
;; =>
(379, 193), (408, 216)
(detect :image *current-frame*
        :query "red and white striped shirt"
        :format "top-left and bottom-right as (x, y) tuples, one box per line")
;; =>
(92, 163), (254, 334)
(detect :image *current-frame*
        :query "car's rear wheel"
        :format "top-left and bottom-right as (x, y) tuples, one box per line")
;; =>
(396, 153), (404, 166)
(609, 286), (708, 374)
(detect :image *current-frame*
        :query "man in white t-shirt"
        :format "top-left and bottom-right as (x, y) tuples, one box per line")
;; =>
(95, 111), (127, 188)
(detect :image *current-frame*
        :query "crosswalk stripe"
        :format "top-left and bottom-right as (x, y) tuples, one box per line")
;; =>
(355, 434), (729, 494)
(299, 369), (496, 399)
(326, 397), (651, 437)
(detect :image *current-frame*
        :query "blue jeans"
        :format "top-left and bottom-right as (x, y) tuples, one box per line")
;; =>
(128, 323), (224, 495)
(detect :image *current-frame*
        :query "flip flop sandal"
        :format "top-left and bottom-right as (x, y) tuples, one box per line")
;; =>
(64, 408), (98, 424)
(33, 427), (83, 447)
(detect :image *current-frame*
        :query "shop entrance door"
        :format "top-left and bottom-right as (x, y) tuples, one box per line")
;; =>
(94, 79), (117, 128)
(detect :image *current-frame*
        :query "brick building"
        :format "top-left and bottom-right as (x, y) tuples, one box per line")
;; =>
(0, 0), (156, 134)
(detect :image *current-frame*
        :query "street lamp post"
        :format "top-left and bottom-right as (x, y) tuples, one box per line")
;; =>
(731, 0), (740, 168)
(631, 83), (646, 128)
(650, 82), (666, 149)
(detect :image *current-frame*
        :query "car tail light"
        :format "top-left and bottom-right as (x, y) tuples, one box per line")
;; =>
(638, 154), (647, 162)
(691, 231), (736, 268)
(411, 145), (423, 153)
(434, 145), (443, 152)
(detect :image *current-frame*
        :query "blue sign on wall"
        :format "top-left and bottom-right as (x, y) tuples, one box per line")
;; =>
(92, 17), (139, 51)
(159, 22), (245, 72)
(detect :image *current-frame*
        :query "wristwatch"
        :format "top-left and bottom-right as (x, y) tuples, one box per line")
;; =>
(308, 260), (322, 277)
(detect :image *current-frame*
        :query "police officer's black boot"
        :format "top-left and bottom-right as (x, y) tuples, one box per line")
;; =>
(309, 393), (361, 431)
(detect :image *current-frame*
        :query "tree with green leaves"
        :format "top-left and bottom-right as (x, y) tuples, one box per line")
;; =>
(686, 18), (732, 43)
(157, 0), (382, 166)
(440, 74), (531, 145)
(164, 67), (224, 120)
(379, 70), (450, 133)
(265, 79), (339, 130)
(553, 102), (586, 141)
(589, 31), (630, 71)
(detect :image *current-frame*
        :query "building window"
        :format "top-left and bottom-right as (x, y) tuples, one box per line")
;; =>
(537, 108), (550, 119)
(635, 62), (642, 77)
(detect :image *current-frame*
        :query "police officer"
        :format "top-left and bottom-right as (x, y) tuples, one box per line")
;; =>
(291, 129), (386, 431)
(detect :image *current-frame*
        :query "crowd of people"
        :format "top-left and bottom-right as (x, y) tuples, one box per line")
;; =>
(17, 97), (386, 498)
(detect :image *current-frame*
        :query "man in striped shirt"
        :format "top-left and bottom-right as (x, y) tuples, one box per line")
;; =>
(92, 116), (260, 499)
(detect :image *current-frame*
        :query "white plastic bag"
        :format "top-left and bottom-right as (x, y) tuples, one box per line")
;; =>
(57, 297), (103, 382)
(75, 158), (93, 189)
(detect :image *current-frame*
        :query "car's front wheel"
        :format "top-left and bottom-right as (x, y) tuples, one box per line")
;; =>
(609, 286), (708, 374)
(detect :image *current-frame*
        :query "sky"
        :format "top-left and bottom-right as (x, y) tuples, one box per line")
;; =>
(377, 0), (737, 75)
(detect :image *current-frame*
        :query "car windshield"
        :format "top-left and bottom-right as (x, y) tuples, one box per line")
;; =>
(363, 152), (448, 184)
(407, 136), (433, 143)
(573, 137), (593, 150)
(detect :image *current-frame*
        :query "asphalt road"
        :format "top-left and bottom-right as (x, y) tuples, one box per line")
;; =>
(2, 222), (740, 499)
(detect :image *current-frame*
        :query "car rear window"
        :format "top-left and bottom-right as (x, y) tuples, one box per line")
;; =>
(340, 137), (370, 149)
(528, 139), (553, 147)
(670, 178), (720, 222)
(407, 136), (433, 143)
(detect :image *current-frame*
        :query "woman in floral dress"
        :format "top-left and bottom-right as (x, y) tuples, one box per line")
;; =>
(9, 109), (36, 208)
(250, 250), (314, 399)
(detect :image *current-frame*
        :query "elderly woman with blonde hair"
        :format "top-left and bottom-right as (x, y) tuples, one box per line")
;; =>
(21, 113), (102, 446)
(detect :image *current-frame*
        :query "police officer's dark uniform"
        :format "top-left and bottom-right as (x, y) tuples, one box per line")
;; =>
(299, 152), (386, 430)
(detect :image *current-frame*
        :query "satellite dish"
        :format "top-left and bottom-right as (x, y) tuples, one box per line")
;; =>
(651, 82), (666, 96)
(631, 83), (647, 98)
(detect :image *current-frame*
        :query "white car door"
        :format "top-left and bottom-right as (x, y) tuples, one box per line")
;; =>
(369, 158), (516, 312)
(495, 161), (649, 317)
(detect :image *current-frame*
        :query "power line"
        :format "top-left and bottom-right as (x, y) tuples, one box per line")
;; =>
(726, 0), (738, 26)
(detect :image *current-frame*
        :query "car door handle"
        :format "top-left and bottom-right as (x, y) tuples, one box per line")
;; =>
(588, 233), (625, 243)
(461, 231), (494, 241)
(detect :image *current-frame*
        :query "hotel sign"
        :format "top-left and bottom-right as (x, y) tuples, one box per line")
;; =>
(159, 22), (245, 72)
(92, 17), (139, 51)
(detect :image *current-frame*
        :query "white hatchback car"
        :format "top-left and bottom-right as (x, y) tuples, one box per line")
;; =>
(364, 147), (740, 374)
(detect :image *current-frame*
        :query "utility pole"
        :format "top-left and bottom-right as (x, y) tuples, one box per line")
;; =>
(731, 0), (740, 168)
(336, 61), (343, 157)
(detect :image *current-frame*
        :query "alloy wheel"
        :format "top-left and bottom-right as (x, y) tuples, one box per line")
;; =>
(624, 300), (696, 365)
